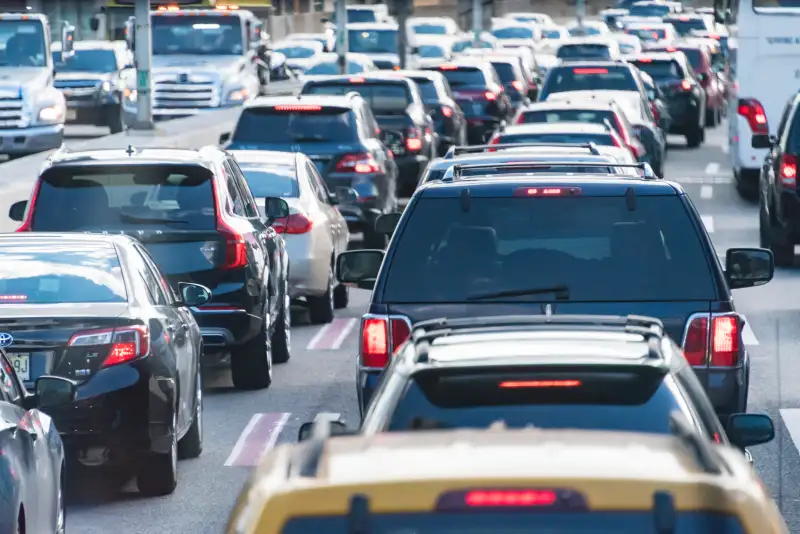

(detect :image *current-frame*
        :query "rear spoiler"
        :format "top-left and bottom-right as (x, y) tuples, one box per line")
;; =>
(444, 142), (601, 158)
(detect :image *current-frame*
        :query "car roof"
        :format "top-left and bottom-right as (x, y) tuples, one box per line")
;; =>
(46, 146), (220, 167)
(303, 74), (413, 87)
(428, 152), (620, 170)
(246, 93), (360, 109)
(520, 100), (618, 112)
(228, 150), (296, 166)
(346, 22), (398, 30)
(0, 232), (136, 248)
(393, 69), (443, 81)
(626, 21), (673, 28)
(551, 59), (627, 68)
(274, 39), (323, 49)
(501, 122), (611, 135)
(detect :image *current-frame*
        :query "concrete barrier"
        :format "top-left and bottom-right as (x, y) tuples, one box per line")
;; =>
(0, 79), (303, 233)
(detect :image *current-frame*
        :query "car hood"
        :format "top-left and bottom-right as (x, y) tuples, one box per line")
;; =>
(0, 66), (50, 96)
(151, 54), (245, 80)
(55, 71), (110, 83)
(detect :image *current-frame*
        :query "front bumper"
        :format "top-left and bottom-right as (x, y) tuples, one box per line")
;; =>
(0, 123), (63, 156)
(64, 90), (119, 126)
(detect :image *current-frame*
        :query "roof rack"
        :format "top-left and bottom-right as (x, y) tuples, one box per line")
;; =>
(669, 412), (724, 475)
(444, 142), (601, 158)
(446, 161), (657, 181)
(410, 314), (665, 362)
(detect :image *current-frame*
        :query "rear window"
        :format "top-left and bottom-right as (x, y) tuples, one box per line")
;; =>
(629, 3), (672, 16)
(556, 43), (610, 60)
(381, 196), (715, 303)
(489, 62), (518, 84)
(492, 27), (534, 39)
(413, 78), (440, 101)
(412, 23), (448, 35)
(238, 165), (299, 198)
(496, 132), (616, 146)
(631, 59), (684, 80)
(346, 9), (377, 23)
(417, 44), (447, 58)
(542, 66), (636, 97)
(231, 107), (358, 144)
(542, 28), (562, 39)
(0, 245), (126, 304)
(434, 67), (487, 88)
(677, 48), (704, 70)
(281, 513), (748, 533)
(665, 18), (709, 36)
(305, 60), (366, 75)
(625, 27), (668, 41)
(31, 165), (216, 232)
(520, 109), (619, 132)
(304, 83), (411, 114)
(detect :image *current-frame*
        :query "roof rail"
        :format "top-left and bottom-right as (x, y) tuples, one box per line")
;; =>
(446, 161), (657, 181)
(669, 412), (724, 475)
(444, 142), (601, 158)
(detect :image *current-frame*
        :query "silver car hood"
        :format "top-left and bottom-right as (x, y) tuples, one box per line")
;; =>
(151, 55), (245, 81)
(0, 66), (50, 97)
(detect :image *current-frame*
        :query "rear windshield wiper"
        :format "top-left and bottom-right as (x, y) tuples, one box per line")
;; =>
(119, 213), (190, 225)
(467, 284), (570, 301)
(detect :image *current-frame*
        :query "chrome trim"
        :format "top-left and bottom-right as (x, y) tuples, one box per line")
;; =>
(190, 307), (248, 314)
(200, 328), (234, 346)
(679, 311), (743, 369)
(356, 313), (413, 373)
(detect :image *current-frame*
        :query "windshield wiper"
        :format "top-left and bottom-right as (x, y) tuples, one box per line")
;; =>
(119, 213), (190, 225)
(467, 284), (570, 301)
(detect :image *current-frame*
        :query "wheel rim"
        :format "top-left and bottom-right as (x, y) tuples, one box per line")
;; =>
(55, 476), (65, 533)
(196, 368), (203, 442)
(170, 412), (178, 476)
(284, 280), (291, 350)
(264, 312), (273, 373)
(327, 269), (334, 313)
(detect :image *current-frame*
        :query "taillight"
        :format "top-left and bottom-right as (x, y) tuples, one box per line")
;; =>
(441, 106), (453, 118)
(738, 98), (769, 134)
(682, 314), (741, 367)
(359, 315), (411, 368)
(406, 127), (423, 152)
(335, 153), (380, 173)
(484, 91), (497, 101)
(511, 80), (523, 91)
(15, 179), (41, 232)
(272, 213), (313, 234)
(68, 325), (151, 368)
(680, 79), (692, 91)
(212, 173), (247, 270)
(780, 154), (798, 188)
(515, 113), (525, 124)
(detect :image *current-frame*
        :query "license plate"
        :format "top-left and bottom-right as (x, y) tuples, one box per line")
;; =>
(65, 108), (77, 120)
(7, 352), (29, 381)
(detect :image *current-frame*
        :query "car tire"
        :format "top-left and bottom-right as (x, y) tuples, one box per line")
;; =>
(333, 283), (349, 309)
(308, 267), (335, 324)
(686, 126), (703, 148)
(230, 313), (273, 389)
(108, 105), (124, 134)
(272, 279), (292, 364)
(137, 412), (178, 496)
(769, 212), (794, 267)
(178, 367), (203, 459)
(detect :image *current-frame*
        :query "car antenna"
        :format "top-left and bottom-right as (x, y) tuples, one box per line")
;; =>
(625, 186), (636, 211)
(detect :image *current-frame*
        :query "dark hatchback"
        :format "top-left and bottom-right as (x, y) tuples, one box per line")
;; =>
(0, 233), (210, 496)
(221, 94), (398, 248)
(9, 146), (292, 391)
(335, 174), (774, 418)
(300, 75), (435, 197)
(424, 60), (513, 144)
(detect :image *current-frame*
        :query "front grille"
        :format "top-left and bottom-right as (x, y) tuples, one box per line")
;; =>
(153, 79), (220, 111)
(55, 79), (101, 103)
(0, 97), (25, 128)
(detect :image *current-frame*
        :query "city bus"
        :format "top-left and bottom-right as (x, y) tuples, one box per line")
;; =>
(722, 0), (800, 198)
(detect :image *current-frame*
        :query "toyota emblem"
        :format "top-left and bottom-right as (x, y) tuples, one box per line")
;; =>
(0, 333), (13, 348)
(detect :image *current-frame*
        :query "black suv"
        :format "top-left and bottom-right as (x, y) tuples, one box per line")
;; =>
(335, 168), (774, 417)
(628, 52), (706, 147)
(297, 315), (776, 463)
(393, 70), (468, 156)
(220, 94), (398, 248)
(424, 59), (513, 144)
(753, 93), (800, 266)
(9, 145), (292, 391)
(300, 75), (435, 198)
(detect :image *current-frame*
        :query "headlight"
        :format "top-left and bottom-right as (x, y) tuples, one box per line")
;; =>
(101, 80), (111, 92)
(38, 105), (63, 122)
(227, 89), (248, 102)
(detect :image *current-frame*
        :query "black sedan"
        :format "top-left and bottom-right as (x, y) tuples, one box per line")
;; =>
(1, 352), (74, 534)
(0, 233), (210, 496)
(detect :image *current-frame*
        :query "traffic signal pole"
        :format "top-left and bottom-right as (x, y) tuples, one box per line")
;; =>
(336, 0), (348, 74)
(134, 0), (154, 129)
(472, 0), (482, 46)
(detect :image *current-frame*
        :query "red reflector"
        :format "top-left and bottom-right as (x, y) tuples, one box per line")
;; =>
(683, 316), (708, 366)
(499, 380), (581, 388)
(511, 80), (523, 91)
(666, 46), (677, 52)
(514, 187), (581, 197)
(711, 315), (739, 366)
(466, 490), (557, 507)
(637, 57), (653, 63)
(273, 105), (322, 111)
(349, 76), (366, 83)
(573, 68), (608, 74)
(439, 64), (458, 70)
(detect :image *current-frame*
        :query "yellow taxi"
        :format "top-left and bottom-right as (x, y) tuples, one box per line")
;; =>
(226, 422), (787, 533)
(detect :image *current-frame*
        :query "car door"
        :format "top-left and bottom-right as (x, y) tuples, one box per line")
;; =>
(306, 161), (345, 255)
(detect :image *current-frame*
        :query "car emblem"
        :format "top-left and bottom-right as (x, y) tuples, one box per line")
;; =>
(178, 73), (189, 83)
(0, 333), (13, 348)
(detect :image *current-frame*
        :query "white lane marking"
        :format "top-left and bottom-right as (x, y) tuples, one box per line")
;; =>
(224, 412), (291, 467)
(331, 318), (357, 349)
(701, 215), (715, 233)
(721, 144), (729, 154)
(306, 317), (358, 350)
(742, 321), (759, 346)
(780, 409), (800, 454)
(700, 185), (713, 199)
(705, 162), (720, 175)
(260, 413), (290, 461)
(224, 413), (262, 467)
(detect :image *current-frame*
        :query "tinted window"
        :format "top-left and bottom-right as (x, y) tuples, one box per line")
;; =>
(433, 67), (486, 87)
(239, 165), (299, 198)
(417, 44), (447, 58)
(542, 28), (562, 39)
(490, 62), (518, 84)
(347, 9), (377, 23)
(520, 109), (618, 130)
(492, 27), (534, 39)
(0, 20), (46, 68)
(556, 44), (611, 61)
(665, 18), (709, 36)
(497, 132), (616, 145)
(231, 107), (358, 144)
(626, 27), (668, 41)
(304, 83), (410, 113)
(618, 41), (640, 54)
(542, 66), (636, 97)
(631, 59), (684, 80)
(381, 196), (715, 302)
(451, 39), (493, 53)
(152, 15), (242, 56)
(347, 29), (397, 54)
(53, 49), (117, 72)
(281, 513), (748, 533)
(274, 44), (317, 59)
(678, 48), (704, 70)
(629, 3), (672, 16)
(412, 23), (447, 35)
(31, 165), (216, 232)
(305, 60), (366, 75)
(568, 26), (602, 36)
(0, 244), (126, 304)
(413, 78), (440, 101)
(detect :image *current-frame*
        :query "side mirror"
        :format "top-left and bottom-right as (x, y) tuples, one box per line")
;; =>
(335, 186), (358, 205)
(125, 16), (136, 52)
(375, 212), (402, 235)
(335, 249), (384, 290)
(264, 196), (290, 221)
(751, 133), (773, 149)
(725, 247), (774, 288)
(90, 16), (100, 32)
(60, 22), (75, 62)
(727, 413), (775, 448)
(297, 419), (350, 441)
(34, 375), (77, 410)
(219, 132), (231, 145)
(8, 200), (26, 222)
(177, 282), (212, 307)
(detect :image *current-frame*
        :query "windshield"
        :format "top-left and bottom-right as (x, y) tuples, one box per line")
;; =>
(556, 43), (610, 60)
(381, 196), (715, 303)
(347, 9), (378, 23)
(434, 67), (486, 87)
(492, 27), (534, 39)
(631, 59), (684, 80)
(275, 45), (317, 59)
(417, 44), (447, 58)
(665, 18), (709, 36)
(30, 165), (217, 232)
(626, 27), (668, 41)
(629, 3), (672, 16)
(305, 60), (366, 75)
(541, 66), (636, 97)
(231, 107), (358, 144)
(53, 49), (118, 73)
(618, 41), (640, 54)
(0, 19), (46, 67)
(304, 83), (411, 114)
(238, 165), (299, 198)
(0, 244), (126, 304)
(520, 109), (620, 133)
(348, 29), (398, 54)
(152, 15), (243, 56)
(412, 23), (447, 35)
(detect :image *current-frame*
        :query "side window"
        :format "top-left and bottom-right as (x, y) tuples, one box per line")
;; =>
(305, 163), (329, 204)
(227, 159), (260, 218)
(310, 163), (333, 203)
(664, 376), (710, 438)
(224, 164), (246, 217)
(133, 246), (170, 306)
(0, 353), (22, 404)
(776, 101), (794, 144)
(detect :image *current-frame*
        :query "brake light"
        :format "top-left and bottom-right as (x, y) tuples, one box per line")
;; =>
(336, 153), (380, 173)
(68, 325), (150, 368)
(511, 80), (523, 91)
(738, 98), (769, 135)
(573, 68), (608, 74)
(682, 314), (741, 367)
(272, 213), (312, 234)
(679, 16), (690, 21)
(440, 64), (457, 70)
(779, 154), (797, 188)
(466, 490), (557, 507)
(15, 178), (41, 232)
(666, 46), (677, 52)
(349, 76), (366, 83)
(273, 105), (322, 111)
(441, 106), (453, 118)
(359, 315), (411, 368)
(406, 127), (423, 152)
(680, 80), (692, 91)
(212, 172), (247, 270)
(436, 488), (587, 511)
(637, 58), (653, 63)
(499, 380), (581, 388)
(484, 91), (497, 101)
(514, 186), (581, 196)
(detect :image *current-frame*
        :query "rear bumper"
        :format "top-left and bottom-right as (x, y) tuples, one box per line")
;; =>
(358, 369), (383, 416)
(665, 97), (702, 132)
(0, 124), (64, 155)
(693, 358), (748, 416)
(286, 238), (330, 298)
(395, 153), (430, 192)
(192, 308), (263, 352)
